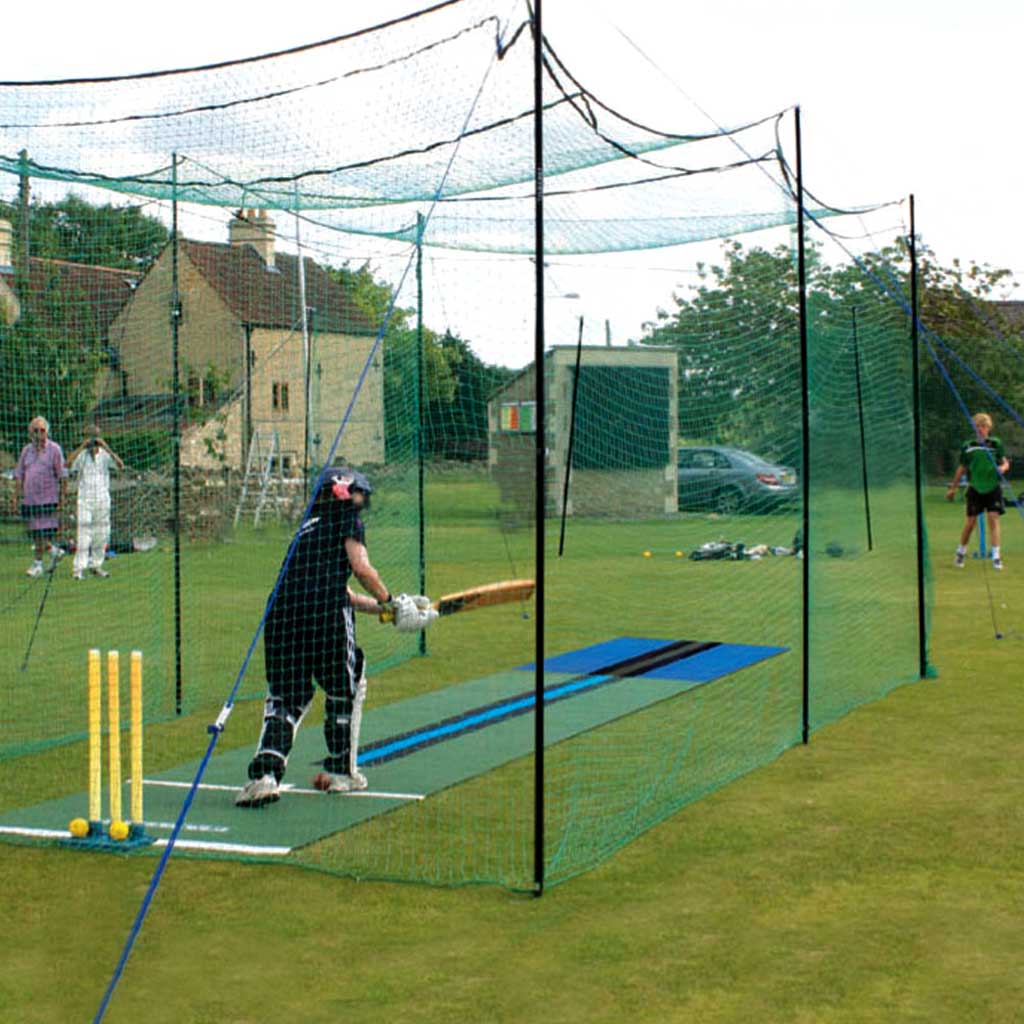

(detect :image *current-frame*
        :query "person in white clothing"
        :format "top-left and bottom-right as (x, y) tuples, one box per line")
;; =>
(67, 427), (124, 580)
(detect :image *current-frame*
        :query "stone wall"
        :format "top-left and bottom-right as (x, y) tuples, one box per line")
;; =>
(1, 468), (306, 546)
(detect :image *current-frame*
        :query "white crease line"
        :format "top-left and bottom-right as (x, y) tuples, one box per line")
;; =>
(0, 825), (66, 839)
(155, 838), (291, 855)
(146, 779), (424, 801)
(85, 815), (228, 835)
(142, 819), (229, 833)
(0, 824), (290, 855)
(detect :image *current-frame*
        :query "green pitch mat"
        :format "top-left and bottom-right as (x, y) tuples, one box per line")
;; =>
(0, 639), (788, 858)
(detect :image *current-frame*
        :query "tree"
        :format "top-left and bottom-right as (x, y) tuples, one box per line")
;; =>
(641, 239), (805, 462)
(0, 193), (169, 456)
(324, 261), (465, 460)
(640, 236), (1021, 477)
(425, 332), (515, 460)
(0, 193), (169, 270)
(0, 287), (103, 455)
(833, 240), (1024, 474)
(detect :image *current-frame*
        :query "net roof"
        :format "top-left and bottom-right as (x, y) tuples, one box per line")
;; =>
(0, 0), (861, 254)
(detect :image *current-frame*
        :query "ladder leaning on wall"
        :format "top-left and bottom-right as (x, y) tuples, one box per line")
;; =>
(233, 429), (285, 527)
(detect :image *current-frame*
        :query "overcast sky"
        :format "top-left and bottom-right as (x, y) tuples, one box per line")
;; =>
(3, 0), (1021, 360)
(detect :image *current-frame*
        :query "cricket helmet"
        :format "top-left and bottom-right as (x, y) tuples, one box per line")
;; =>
(321, 466), (373, 508)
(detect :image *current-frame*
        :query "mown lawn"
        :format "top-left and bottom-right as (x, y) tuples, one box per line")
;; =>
(1, 487), (1022, 1022)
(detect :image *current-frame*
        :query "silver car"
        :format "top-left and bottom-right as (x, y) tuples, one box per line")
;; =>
(677, 446), (799, 514)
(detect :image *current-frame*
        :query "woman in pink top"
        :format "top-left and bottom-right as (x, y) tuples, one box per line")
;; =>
(12, 416), (67, 577)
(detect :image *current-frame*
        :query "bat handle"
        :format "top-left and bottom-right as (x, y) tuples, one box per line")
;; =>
(378, 608), (395, 624)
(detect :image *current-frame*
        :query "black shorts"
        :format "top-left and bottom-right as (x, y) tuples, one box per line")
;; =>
(264, 600), (359, 706)
(966, 487), (1005, 518)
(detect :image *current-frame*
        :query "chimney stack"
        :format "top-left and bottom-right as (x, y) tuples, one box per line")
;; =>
(228, 208), (276, 268)
(0, 219), (13, 270)
(0, 220), (21, 327)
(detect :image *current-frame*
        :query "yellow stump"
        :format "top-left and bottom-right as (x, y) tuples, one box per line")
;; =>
(107, 651), (122, 826)
(88, 649), (102, 823)
(130, 651), (143, 826)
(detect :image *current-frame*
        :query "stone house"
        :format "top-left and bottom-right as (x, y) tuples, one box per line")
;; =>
(102, 209), (383, 475)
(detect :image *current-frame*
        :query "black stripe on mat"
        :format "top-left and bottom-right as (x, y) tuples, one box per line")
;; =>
(354, 640), (720, 767)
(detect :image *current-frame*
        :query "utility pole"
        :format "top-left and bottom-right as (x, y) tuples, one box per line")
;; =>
(17, 149), (30, 287)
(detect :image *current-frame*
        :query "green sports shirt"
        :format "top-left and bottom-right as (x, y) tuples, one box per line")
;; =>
(958, 435), (1005, 494)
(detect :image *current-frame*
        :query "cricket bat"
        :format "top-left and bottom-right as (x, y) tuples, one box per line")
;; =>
(379, 579), (535, 623)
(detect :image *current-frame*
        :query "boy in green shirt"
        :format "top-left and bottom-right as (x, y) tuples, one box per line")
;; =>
(946, 412), (1011, 569)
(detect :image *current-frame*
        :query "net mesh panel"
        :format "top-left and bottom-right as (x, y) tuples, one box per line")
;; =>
(0, 0), (929, 891)
(805, 223), (926, 729)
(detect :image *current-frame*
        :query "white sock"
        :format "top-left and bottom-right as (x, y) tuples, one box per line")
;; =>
(992, 546), (1000, 558)
(956, 545), (966, 555)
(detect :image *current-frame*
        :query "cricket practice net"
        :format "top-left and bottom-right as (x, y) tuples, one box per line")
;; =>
(0, 0), (930, 891)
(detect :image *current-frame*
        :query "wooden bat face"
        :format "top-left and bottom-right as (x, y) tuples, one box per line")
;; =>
(435, 579), (535, 617)
(379, 580), (534, 624)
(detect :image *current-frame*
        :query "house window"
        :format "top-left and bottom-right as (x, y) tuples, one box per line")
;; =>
(500, 401), (535, 433)
(272, 382), (290, 411)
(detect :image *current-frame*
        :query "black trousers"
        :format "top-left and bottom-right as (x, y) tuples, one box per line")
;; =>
(247, 599), (362, 781)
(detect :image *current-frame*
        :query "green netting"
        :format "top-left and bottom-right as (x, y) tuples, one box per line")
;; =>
(0, 0), (931, 905)
(805, 229), (926, 728)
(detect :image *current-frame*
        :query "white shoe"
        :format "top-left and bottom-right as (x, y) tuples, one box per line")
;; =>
(26, 563), (43, 578)
(954, 551), (965, 569)
(48, 545), (65, 563)
(89, 567), (110, 578)
(235, 774), (281, 808)
(312, 770), (368, 793)
(993, 556), (1003, 571)
(72, 571), (84, 580)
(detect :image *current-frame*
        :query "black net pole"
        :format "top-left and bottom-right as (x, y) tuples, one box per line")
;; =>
(794, 107), (811, 745)
(851, 307), (874, 551)
(170, 155), (183, 715)
(16, 150), (29, 289)
(909, 195), (928, 678)
(557, 315), (584, 557)
(532, 0), (546, 898)
(416, 213), (427, 656)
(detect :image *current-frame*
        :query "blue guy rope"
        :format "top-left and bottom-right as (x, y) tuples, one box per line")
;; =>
(93, 22), (517, 1021)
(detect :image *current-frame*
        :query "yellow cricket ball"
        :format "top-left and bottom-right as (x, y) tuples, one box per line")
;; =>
(675, 551), (683, 558)
(642, 550), (652, 558)
(109, 820), (130, 841)
(68, 817), (89, 838)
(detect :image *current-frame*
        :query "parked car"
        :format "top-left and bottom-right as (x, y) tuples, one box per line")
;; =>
(677, 445), (798, 514)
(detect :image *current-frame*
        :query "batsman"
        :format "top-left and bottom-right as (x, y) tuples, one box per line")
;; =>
(236, 467), (437, 808)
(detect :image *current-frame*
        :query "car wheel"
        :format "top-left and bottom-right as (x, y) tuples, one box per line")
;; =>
(715, 487), (744, 515)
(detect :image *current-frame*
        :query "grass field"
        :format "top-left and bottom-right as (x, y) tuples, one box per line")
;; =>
(2, 487), (1023, 1021)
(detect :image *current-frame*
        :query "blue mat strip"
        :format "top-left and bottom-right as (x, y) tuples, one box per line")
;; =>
(362, 638), (780, 767)
(360, 674), (613, 766)
(639, 643), (788, 682)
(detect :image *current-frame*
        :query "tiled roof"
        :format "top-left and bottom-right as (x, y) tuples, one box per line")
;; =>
(180, 240), (377, 336)
(0, 257), (137, 338)
(988, 300), (1024, 330)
